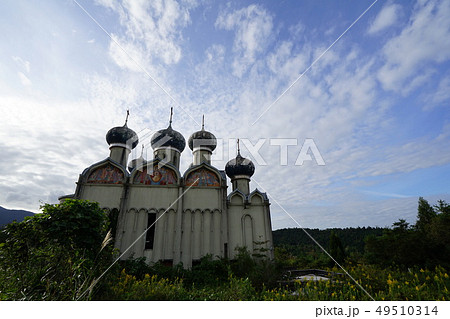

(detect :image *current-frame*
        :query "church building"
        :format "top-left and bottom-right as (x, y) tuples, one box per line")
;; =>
(60, 110), (274, 268)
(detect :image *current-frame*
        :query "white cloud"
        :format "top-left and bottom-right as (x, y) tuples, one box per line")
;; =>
(12, 56), (30, 73)
(96, 0), (197, 69)
(377, 0), (450, 91)
(219, 28), (450, 229)
(108, 35), (148, 72)
(216, 4), (273, 77)
(288, 22), (305, 38)
(367, 3), (401, 34)
(423, 74), (450, 110)
(17, 72), (32, 86)
(399, 68), (435, 96)
(0, 95), (110, 212)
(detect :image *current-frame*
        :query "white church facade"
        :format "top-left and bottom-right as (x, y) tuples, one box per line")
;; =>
(60, 111), (274, 268)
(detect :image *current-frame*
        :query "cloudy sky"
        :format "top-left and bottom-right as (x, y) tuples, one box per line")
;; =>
(1, 0), (449, 229)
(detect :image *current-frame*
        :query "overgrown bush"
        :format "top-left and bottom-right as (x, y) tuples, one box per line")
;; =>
(0, 200), (115, 300)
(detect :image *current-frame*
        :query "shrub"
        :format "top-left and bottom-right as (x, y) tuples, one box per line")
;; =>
(0, 200), (114, 300)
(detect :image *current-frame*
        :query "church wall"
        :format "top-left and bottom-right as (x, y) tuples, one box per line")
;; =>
(245, 201), (273, 258)
(227, 196), (246, 259)
(152, 209), (165, 262)
(135, 208), (148, 256)
(264, 205), (274, 259)
(246, 205), (266, 253)
(120, 208), (138, 258)
(226, 192), (274, 259)
(242, 214), (254, 253)
(212, 210), (222, 258)
(182, 187), (223, 210)
(191, 209), (202, 260)
(79, 184), (123, 209)
(118, 207), (149, 259)
(180, 209), (192, 267)
(202, 210), (211, 256)
(127, 185), (179, 209)
(163, 209), (176, 260)
(116, 186), (180, 263)
(181, 187), (226, 263)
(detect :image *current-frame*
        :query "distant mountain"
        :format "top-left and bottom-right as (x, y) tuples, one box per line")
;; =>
(0, 206), (35, 227)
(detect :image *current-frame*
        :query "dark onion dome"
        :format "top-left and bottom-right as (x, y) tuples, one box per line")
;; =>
(188, 129), (217, 151)
(225, 153), (255, 178)
(150, 124), (186, 153)
(106, 124), (139, 149)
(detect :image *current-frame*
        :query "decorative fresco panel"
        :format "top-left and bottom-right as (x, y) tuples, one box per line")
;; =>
(87, 164), (124, 184)
(133, 165), (177, 185)
(185, 168), (220, 187)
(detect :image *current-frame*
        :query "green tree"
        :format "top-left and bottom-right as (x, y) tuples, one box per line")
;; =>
(365, 199), (450, 268)
(392, 219), (410, 232)
(329, 231), (346, 265)
(415, 197), (436, 232)
(434, 200), (450, 214)
(428, 200), (450, 267)
(0, 199), (114, 300)
(364, 220), (425, 267)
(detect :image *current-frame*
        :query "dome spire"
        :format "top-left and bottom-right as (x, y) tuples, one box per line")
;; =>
(124, 109), (130, 126)
(169, 107), (173, 127)
(202, 114), (205, 130)
(237, 138), (241, 156)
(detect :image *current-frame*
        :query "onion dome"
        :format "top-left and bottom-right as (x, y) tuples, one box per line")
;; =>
(150, 108), (186, 152)
(188, 115), (217, 151)
(225, 153), (255, 178)
(106, 113), (139, 149)
(150, 124), (186, 152)
(225, 140), (255, 178)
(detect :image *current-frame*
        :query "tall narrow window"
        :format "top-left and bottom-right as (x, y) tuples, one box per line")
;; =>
(224, 243), (228, 259)
(109, 208), (119, 240)
(145, 213), (156, 249)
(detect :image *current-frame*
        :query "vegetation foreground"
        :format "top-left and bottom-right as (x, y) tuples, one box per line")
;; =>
(105, 263), (450, 301)
(0, 198), (449, 301)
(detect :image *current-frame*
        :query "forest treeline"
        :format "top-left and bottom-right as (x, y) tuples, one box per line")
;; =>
(273, 227), (384, 253)
(272, 226), (384, 269)
(274, 227), (385, 252)
(274, 197), (450, 269)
